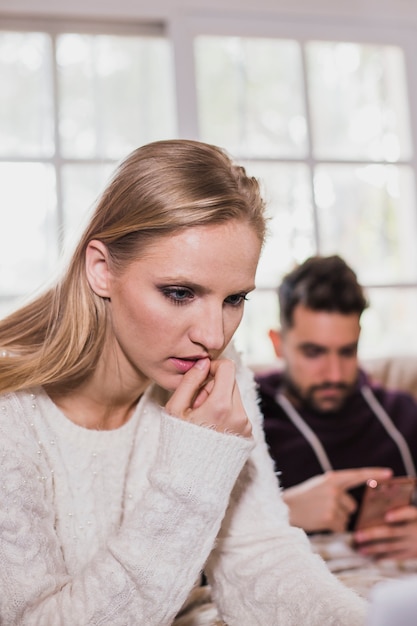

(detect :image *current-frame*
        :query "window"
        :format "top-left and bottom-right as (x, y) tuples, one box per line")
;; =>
(2, 15), (417, 365)
(171, 16), (417, 364)
(0, 21), (176, 316)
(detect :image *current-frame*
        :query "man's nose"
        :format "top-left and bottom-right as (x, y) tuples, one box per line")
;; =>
(324, 355), (344, 382)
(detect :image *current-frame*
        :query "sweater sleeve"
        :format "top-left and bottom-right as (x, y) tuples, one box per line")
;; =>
(204, 351), (368, 626)
(0, 359), (368, 626)
(0, 392), (254, 625)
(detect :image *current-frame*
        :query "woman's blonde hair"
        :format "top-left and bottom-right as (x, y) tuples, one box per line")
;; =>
(0, 139), (266, 394)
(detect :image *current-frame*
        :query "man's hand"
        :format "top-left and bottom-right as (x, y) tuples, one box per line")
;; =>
(282, 467), (393, 533)
(354, 505), (417, 560)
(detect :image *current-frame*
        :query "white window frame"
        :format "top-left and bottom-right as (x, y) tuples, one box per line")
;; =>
(171, 16), (417, 268)
(169, 15), (417, 362)
(0, 16), (169, 310)
(2, 13), (417, 360)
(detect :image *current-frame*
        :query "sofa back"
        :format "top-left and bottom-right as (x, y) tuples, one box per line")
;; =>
(363, 356), (417, 400)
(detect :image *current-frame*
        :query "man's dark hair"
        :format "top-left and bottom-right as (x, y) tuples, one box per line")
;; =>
(278, 255), (368, 330)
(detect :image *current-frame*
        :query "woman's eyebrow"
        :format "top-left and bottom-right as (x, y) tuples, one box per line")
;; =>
(157, 278), (256, 294)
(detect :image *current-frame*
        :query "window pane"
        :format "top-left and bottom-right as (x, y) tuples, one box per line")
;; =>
(315, 164), (417, 283)
(57, 34), (176, 159)
(0, 298), (18, 320)
(195, 36), (307, 157)
(307, 42), (412, 161)
(237, 286), (417, 365)
(61, 163), (115, 254)
(244, 161), (315, 286)
(0, 163), (58, 296)
(0, 31), (54, 157)
(235, 289), (278, 365)
(360, 288), (417, 358)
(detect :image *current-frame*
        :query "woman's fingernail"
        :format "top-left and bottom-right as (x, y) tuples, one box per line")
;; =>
(194, 358), (208, 369)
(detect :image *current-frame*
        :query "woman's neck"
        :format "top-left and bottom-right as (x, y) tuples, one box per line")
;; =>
(46, 372), (149, 430)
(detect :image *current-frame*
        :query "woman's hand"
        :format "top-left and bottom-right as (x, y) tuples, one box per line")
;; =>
(165, 357), (252, 438)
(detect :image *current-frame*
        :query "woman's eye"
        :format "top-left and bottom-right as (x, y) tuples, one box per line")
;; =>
(161, 287), (194, 304)
(225, 293), (248, 307)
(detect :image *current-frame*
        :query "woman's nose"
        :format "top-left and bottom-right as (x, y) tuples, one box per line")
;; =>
(189, 305), (225, 352)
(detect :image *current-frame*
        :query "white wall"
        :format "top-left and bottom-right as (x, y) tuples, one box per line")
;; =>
(1, 0), (417, 27)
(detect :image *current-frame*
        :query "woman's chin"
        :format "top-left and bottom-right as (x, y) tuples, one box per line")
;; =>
(152, 371), (184, 393)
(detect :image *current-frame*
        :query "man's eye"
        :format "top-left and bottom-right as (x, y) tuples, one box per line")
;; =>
(161, 287), (193, 304)
(225, 293), (248, 307)
(302, 347), (323, 358)
(340, 348), (357, 358)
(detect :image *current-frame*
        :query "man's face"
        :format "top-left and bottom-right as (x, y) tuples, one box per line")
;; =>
(274, 304), (361, 413)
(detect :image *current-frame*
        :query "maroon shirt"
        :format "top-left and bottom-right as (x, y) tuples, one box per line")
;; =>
(256, 369), (417, 528)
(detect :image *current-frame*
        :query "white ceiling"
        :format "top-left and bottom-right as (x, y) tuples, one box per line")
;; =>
(1, 0), (417, 26)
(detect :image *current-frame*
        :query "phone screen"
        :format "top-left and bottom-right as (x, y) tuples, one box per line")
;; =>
(354, 476), (416, 531)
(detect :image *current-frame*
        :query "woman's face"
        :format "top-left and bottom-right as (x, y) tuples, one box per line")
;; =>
(88, 220), (261, 392)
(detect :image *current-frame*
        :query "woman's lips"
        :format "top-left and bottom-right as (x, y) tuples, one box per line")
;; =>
(170, 357), (200, 373)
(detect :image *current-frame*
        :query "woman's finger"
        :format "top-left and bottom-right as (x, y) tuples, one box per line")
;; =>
(192, 378), (215, 409)
(202, 359), (236, 409)
(166, 357), (211, 417)
(194, 359), (252, 437)
(168, 357), (252, 438)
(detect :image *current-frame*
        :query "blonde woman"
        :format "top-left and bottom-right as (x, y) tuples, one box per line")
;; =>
(0, 140), (366, 625)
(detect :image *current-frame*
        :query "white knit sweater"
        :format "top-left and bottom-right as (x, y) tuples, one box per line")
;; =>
(0, 347), (367, 625)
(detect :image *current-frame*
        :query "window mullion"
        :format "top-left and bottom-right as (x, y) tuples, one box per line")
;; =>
(168, 18), (200, 139)
(402, 37), (417, 228)
(51, 33), (65, 253)
(300, 40), (321, 255)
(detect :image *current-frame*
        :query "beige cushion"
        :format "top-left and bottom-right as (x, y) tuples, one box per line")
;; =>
(362, 356), (417, 400)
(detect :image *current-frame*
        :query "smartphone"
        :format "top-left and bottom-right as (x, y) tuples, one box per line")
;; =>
(354, 476), (417, 531)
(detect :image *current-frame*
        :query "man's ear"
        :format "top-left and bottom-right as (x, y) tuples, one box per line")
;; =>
(268, 329), (283, 358)
(85, 240), (112, 298)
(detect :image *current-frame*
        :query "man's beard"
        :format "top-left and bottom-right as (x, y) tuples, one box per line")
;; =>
(282, 372), (358, 414)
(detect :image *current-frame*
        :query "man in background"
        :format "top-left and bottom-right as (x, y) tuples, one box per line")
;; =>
(256, 255), (417, 560)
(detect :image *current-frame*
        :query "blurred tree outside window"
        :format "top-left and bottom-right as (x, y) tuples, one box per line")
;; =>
(0, 26), (176, 316)
(1, 21), (417, 365)
(194, 36), (417, 363)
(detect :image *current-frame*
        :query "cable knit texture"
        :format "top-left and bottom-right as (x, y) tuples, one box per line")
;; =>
(0, 345), (367, 625)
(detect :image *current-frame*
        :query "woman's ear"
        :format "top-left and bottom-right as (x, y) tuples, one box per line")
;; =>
(268, 329), (283, 358)
(85, 240), (112, 298)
